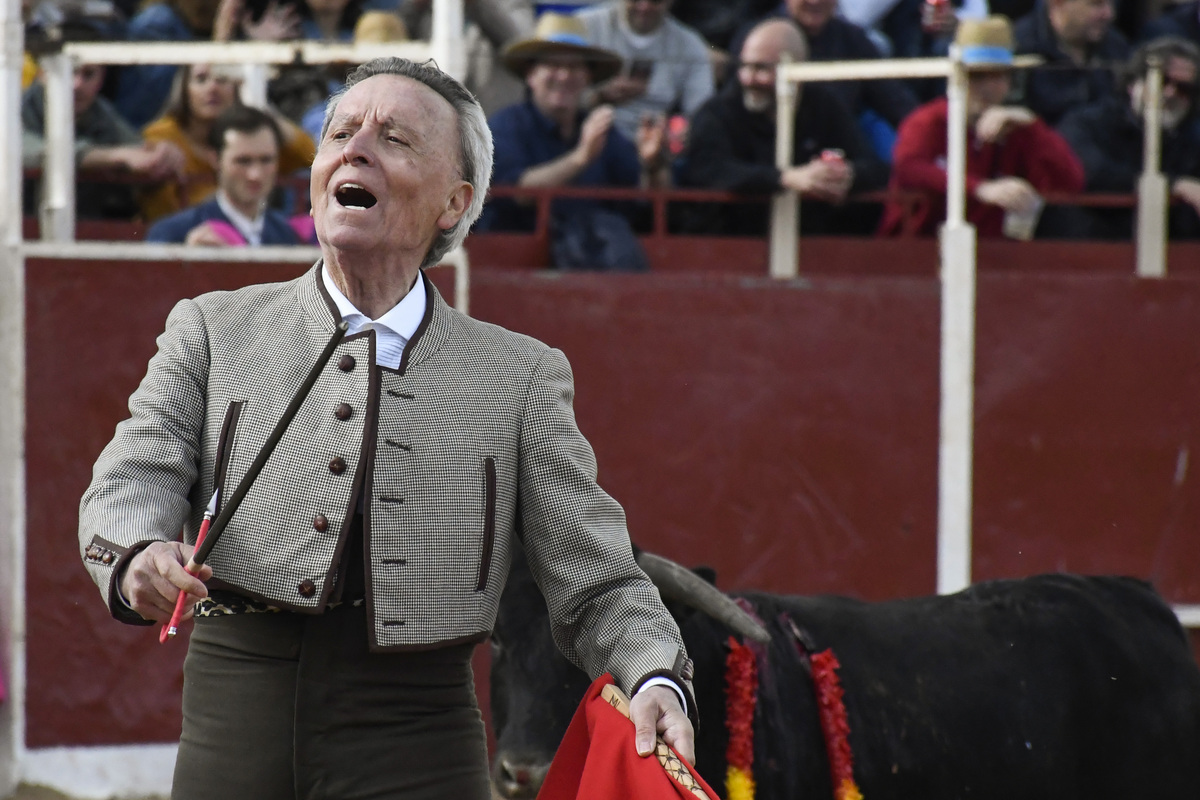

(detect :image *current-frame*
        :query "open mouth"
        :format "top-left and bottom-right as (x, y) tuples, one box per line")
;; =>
(336, 183), (378, 210)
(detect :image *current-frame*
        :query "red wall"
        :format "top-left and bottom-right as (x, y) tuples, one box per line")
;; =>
(23, 239), (1200, 747)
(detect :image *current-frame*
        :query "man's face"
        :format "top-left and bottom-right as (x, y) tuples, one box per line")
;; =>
(311, 74), (471, 260)
(967, 70), (1012, 118)
(785, 0), (836, 33)
(1051, 0), (1114, 47)
(738, 30), (786, 114)
(525, 55), (591, 116)
(1131, 56), (1198, 132)
(218, 127), (279, 215)
(73, 65), (105, 118)
(623, 0), (669, 35)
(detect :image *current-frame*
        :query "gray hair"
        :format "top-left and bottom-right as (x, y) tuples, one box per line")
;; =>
(321, 58), (494, 268)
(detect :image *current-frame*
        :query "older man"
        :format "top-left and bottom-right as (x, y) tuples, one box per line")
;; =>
(1013, 0), (1131, 125)
(79, 57), (694, 799)
(683, 17), (889, 236)
(146, 106), (311, 245)
(1057, 36), (1200, 239)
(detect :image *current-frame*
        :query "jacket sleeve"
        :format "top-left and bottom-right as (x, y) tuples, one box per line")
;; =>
(1056, 108), (1137, 192)
(891, 104), (966, 195)
(684, 102), (782, 194)
(79, 298), (210, 622)
(515, 347), (693, 711)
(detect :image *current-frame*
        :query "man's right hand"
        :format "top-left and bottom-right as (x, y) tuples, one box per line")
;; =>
(975, 176), (1040, 213)
(120, 542), (212, 623)
(118, 142), (186, 182)
(781, 158), (852, 203)
(1173, 177), (1200, 215)
(575, 105), (615, 166)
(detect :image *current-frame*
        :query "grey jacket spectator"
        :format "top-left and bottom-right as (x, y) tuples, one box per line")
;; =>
(22, 66), (183, 219)
(577, 0), (714, 141)
(1013, 0), (1130, 126)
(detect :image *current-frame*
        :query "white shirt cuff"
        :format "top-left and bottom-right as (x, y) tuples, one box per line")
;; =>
(635, 676), (687, 716)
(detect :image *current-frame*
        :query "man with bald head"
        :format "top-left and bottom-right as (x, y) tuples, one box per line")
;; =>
(682, 17), (888, 236)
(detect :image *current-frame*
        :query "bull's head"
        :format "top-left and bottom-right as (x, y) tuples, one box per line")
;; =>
(489, 546), (768, 798)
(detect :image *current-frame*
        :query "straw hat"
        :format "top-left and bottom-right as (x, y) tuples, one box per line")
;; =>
(353, 11), (409, 43)
(954, 15), (1041, 69)
(502, 12), (622, 82)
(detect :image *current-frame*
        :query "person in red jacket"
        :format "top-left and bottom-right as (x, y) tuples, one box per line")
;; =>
(879, 15), (1085, 238)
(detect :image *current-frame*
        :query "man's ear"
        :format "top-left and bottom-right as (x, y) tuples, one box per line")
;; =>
(438, 181), (473, 231)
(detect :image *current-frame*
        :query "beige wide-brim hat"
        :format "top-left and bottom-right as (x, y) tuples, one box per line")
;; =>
(954, 15), (1041, 70)
(353, 11), (409, 44)
(502, 12), (622, 83)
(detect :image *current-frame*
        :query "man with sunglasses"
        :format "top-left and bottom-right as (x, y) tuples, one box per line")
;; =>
(1056, 36), (1200, 239)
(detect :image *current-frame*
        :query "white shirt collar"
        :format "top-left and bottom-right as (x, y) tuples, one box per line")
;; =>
(215, 191), (266, 246)
(320, 264), (427, 369)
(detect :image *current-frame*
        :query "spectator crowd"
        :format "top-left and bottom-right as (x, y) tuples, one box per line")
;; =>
(19, 0), (1200, 261)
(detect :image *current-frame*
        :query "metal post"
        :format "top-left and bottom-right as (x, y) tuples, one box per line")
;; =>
(0, 0), (27, 789)
(769, 53), (799, 279)
(936, 48), (976, 595)
(431, 0), (467, 81)
(240, 62), (269, 108)
(1137, 57), (1167, 279)
(40, 51), (75, 242)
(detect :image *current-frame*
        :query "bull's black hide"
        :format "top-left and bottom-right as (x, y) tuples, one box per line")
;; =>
(490, 554), (1200, 799)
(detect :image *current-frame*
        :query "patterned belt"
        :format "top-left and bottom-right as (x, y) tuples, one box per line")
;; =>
(195, 590), (364, 618)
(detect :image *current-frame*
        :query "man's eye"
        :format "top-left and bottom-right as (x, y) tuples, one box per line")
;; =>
(387, 136), (405, 145)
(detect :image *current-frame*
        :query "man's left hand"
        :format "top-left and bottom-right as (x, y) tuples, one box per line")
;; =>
(629, 684), (695, 765)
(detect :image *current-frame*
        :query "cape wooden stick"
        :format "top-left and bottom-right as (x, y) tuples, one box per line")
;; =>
(159, 320), (349, 642)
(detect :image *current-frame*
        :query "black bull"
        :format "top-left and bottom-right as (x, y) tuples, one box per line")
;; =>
(489, 551), (1200, 799)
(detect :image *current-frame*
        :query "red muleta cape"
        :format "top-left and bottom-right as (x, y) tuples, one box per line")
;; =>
(537, 674), (719, 800)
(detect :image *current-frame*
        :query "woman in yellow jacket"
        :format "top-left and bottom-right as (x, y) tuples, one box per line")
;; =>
(139, 62), (315, 222)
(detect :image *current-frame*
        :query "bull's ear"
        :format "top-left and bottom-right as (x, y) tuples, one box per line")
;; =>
(693, 566), (717, 586)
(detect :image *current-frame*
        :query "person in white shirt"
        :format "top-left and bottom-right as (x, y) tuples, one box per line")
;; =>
(576, 0), (716, 141)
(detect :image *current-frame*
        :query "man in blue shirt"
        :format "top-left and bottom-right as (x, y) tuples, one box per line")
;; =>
(146, 106), (311, 245)
(478, 12), (669, 241)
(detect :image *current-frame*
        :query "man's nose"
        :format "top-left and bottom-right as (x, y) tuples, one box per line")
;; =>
(340, 129), (375, 165)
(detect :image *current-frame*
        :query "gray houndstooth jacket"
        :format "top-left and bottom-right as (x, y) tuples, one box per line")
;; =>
(79, 263), (692, 699)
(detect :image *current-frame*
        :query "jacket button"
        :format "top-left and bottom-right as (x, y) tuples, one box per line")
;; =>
(334, 403), (353, 420)
(338, 354), (356, 372)
(101, 551), (114, 564)
(329, 457), (347, 475)
(298, 579), (317, 597)
(313, 514), (329, 532)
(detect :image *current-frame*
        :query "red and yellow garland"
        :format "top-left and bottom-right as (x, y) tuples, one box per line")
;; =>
(723, 614), (865, 800)
(724, 636), (758, 800)
(810, 649), (863, 800)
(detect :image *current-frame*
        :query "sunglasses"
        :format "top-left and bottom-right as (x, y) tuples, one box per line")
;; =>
(1163, 76), (1197, 98)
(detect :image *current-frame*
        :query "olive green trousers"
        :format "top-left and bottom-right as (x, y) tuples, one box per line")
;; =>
(172, 603), (491, 800)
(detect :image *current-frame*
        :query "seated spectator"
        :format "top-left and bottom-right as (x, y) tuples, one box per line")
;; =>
(727, 0), (919, 160)
(140, 62), (315, 222)
(1013, 0), (1131, 126)
(114, 0), (300, 128)
(479, 12), (670, 269)
(879, 16), (1085, 237)
(575, 0), (715, 142)
(1143, 0), (1200, 43)
(681, 18), (889, 236)
(22, 60), (184, 219)
(146, 106), (313, 244)
(1057, 36), (1200, 239)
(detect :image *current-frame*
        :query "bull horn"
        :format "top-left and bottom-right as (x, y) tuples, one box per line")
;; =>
(636, 551), (771, 644)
